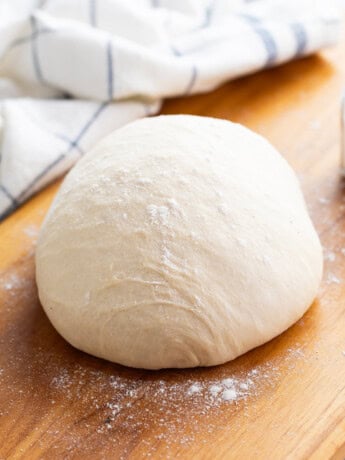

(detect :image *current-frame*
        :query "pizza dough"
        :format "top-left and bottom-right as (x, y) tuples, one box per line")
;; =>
(35, 115), (323, 369)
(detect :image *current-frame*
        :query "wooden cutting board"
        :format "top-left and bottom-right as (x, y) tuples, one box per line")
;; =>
(1, 39), (345, 460)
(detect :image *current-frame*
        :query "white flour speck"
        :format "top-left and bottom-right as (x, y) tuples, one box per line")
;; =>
(209, 384), (222, 396)
(326, 273), (341, 285)
(318, 197), (330, 205)
(1, 273), (22, 291)
(261, 254), (271, 265)
(136, 177), (152, 185)
(147, 205), (170, 226)
(162, 247), (179, 270)
(222, 389), (238, 402)
(237, 238), (247, 247)
(106, 402), (122, 416)
(187, 383), (202, 395)
(51, 369), (72, 389)
(324, 251), (336, 262)
(221, 378), (235, 388)
(23, 224), (39, 240)
(166, 198), (179, 210)
(218, 203), (229, 215)
(147, 199), (181, 226)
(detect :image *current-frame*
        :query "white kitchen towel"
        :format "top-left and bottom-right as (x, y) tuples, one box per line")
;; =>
(0, 0), (341, 220)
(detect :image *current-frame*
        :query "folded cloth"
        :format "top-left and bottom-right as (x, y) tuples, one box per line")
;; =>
(0, 0), (341, 220)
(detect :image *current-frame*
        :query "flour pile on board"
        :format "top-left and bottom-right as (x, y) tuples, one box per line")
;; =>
(43, 345), (305, 443)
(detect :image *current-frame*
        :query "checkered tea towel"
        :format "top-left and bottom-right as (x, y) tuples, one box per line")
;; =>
(0, 0), (341, 220)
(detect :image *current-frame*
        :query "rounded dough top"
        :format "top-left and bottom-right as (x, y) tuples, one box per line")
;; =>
(36, 115), (323, 369)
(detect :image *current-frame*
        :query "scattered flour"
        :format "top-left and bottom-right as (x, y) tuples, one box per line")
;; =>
(209, 384), (222, 397)
(222, 389), (238, 402)
(326, 273), (341, 285)
(187, 383), (202, 395)
(318, 197), (330, 205)
(324, 251), (336, 262)
(222, 378), (235, 388)
(43, 346), (305, 427)
(166, 198), (179, 210)
(50, 369), (72, 389)
(23, 224), (39, 240)
(147, 204), (170, 225)
(1, 273), (22, 291)
(147, 199), (181, 226)
(162, 247), (179, 270)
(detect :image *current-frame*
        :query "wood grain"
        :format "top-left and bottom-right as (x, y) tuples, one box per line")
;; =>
(1, 39), (345, 459)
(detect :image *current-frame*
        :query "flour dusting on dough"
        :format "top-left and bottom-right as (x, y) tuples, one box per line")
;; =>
(147, 205), (170, 226)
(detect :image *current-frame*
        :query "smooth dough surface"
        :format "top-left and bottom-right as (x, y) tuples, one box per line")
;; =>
(36, 115), (323, 369)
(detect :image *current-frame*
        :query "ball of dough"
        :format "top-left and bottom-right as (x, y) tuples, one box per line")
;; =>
(36, 115), (322, 369)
